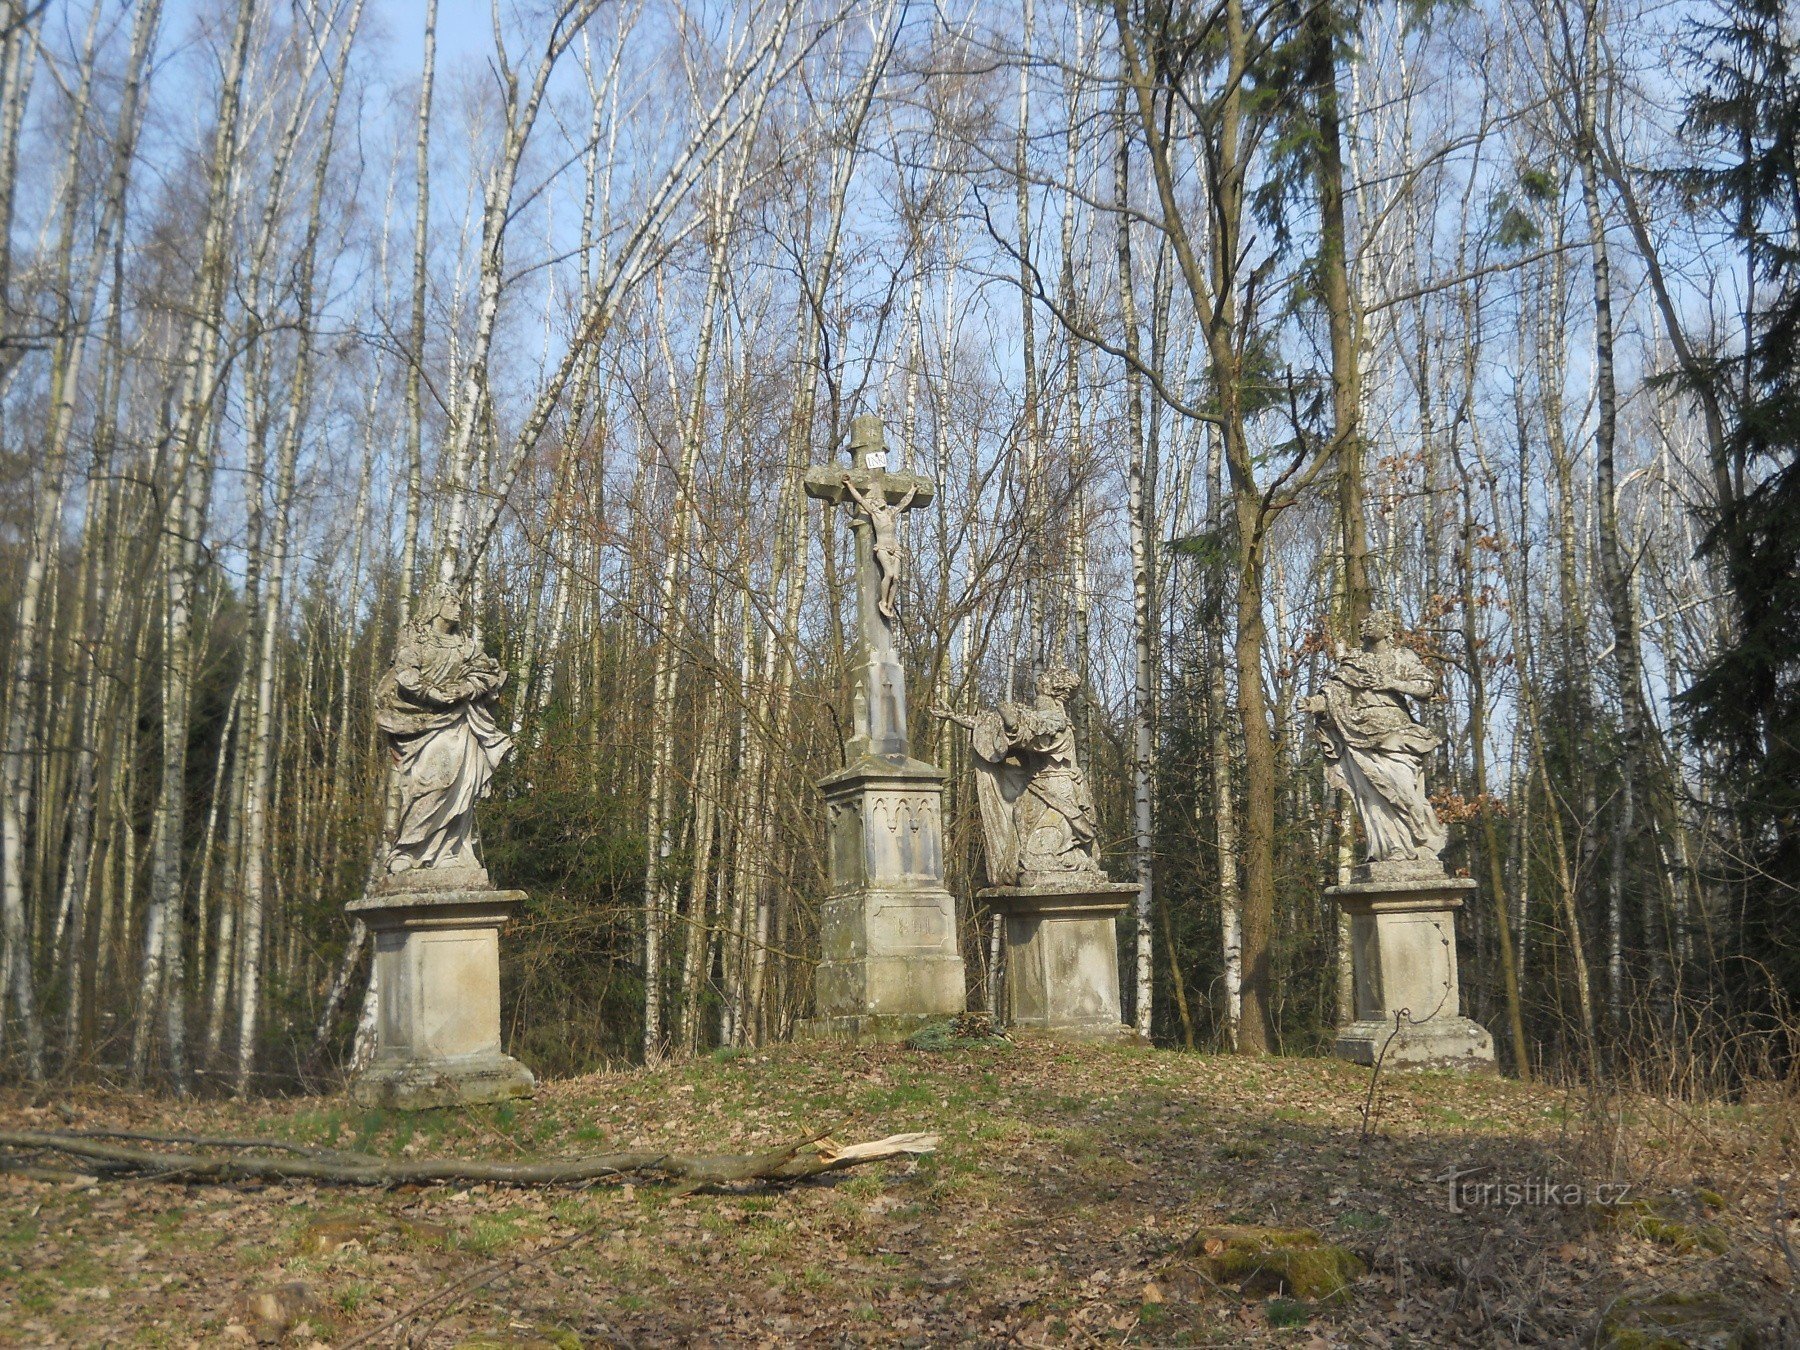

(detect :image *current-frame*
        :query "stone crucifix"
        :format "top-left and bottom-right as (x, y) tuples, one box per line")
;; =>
(804, 415), (934, 760)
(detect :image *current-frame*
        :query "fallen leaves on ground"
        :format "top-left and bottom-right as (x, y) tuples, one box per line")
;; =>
(1, 1038), (1793, 1345)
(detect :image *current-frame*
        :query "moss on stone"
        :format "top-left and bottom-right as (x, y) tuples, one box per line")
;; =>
(1599, 1290), (1759, 1349)
(1595, 1198), (1731, 1254)
(1181, 1225), (1364, 1301)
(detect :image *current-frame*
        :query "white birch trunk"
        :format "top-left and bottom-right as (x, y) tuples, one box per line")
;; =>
(235, 0), (365, 1094)
(0, 0), (50, 1078)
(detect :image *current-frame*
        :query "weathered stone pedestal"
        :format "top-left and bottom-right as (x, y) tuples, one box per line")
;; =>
(810, 754), (967, 1039)
(983, 881), (1136, 1036)
(345, 872), (536, 1108)
(1330, 866), (1494, 1071)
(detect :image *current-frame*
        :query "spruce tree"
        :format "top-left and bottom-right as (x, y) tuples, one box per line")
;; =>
(1676, 0), (1800, 1004)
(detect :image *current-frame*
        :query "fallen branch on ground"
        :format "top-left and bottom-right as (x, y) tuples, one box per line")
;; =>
(0, 1127), (937, 1190)
(56, 1127), (385, 1165)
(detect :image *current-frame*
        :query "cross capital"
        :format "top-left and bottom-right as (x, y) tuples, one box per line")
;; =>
(804, 416), (935, 509)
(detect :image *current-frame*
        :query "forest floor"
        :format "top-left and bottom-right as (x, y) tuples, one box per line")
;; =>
(0, 1034), (1793, 1347)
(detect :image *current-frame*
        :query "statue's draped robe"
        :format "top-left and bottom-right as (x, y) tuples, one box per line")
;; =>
(1316, 647), (1446, 862)
(968, 700), (1101, 886)
(376, 627), (513, 871)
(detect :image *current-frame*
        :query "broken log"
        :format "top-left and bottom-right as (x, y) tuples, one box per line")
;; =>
(0, 1128), (937, 1190)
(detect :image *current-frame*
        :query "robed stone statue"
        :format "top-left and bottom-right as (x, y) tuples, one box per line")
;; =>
(935, 665), (1104, 888)
(1304, 609), (1447, 868)
(375, 583), (514, 877)
(350, 583), (535, 1108)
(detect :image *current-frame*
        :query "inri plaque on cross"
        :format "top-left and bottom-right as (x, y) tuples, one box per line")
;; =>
(804, 415), (934, 759)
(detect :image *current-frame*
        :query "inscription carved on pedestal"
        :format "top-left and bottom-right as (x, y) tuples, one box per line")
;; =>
(872, 896), (950, 953)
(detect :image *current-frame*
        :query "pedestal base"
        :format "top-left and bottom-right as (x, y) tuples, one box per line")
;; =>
(1328, 870), (1494, 1073)
(812, 885), (967, 1027)
(810, 755), (967, 1037)
(982, 882), (1136, 1037)
(344, 882), (535, 1109)
(1333, 1017), (1495, 1071)
(350, 1049), (537, 1109)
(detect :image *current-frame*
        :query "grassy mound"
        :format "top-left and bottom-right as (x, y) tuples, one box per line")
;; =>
(0, 1037), (1782, 1345)
(1594, 1196), (1732, 1255)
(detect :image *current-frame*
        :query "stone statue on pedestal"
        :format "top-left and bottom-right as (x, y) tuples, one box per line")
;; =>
(1305, 609), (1446, 870)
(1305, 608), (1493, 1071)
(934, 665), (1102, 889)
(376, 584), (513, 879)
(346, 582), (534, 1109)
(938, 665), (1134, 1038)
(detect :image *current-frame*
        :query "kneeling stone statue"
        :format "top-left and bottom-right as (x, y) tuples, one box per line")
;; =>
(936, 667), (1134, 1037)
(935, 665), (1103, 889)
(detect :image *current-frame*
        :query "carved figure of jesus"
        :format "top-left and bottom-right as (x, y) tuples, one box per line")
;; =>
(841, 474), (917, 621)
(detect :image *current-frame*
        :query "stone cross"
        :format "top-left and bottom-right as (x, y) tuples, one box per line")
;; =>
(804, 415), (934, 760)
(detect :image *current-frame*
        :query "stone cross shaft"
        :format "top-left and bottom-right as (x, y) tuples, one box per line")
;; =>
(804, 415), (934, 759)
